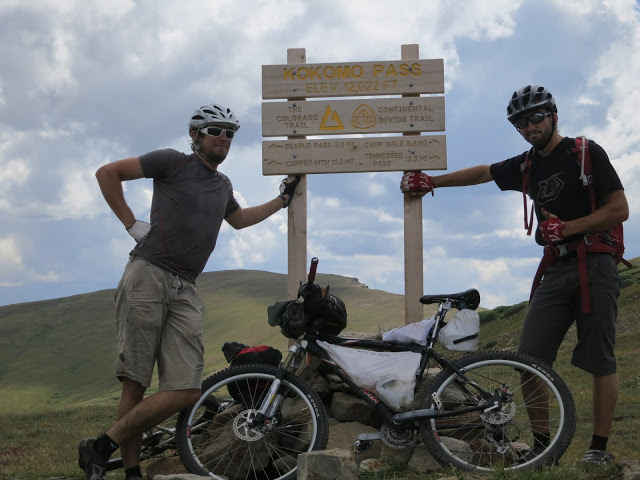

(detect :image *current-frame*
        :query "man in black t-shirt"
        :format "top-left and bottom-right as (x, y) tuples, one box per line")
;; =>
(400, 85), (628, 466)
(78, 103), (300, 480)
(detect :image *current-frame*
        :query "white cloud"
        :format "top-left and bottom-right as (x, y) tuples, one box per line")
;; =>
(0, 236), (23, 267)
(368, 182), (385, 197)
(577, 96), (599, 106)
(1, 0), (639, 307)
(0, 159), (30, 187)
(0, 235), (64, 288)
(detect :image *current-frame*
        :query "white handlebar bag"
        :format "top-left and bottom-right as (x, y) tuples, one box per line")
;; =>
(317, 341), (420, 410)
(438, 309), (480, 351)
(381, 316), (436, 345)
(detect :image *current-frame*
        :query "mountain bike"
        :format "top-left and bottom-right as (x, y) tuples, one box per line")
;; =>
(174, 258), (576, 479)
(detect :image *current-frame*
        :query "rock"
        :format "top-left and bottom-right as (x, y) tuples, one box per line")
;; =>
(326, 421), (381, 464)
(329, 392), (377, 426)
(325, 373), (350, 393)
(309, 374), (331, 401)
(407, 446), (440, 473)
(621, 459), (640, 480)
(359, 457), (393, 474)
(279, 396), (313, 451)
(146, 456), (188, 479)
(441, 436), (473, 463)
(273, 454), (298, 475)
(379, 443), (415, 469)
(297, 448), (359, 480)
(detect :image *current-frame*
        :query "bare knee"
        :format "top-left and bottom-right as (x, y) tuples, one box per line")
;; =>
(171, 388), (201, 409)
(185, 388), (202, 406)
(121, 378), (146, 402)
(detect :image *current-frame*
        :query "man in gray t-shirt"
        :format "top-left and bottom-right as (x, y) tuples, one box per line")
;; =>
(79, 103), (300, 480)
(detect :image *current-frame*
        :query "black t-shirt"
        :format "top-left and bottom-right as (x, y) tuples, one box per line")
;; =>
(131, 149), (240, 282)
(490, 138), (623, 245)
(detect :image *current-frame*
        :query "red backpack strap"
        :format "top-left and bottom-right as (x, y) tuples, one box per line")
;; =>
(521, 150), (534, 235)
(575, 136), (597, 211)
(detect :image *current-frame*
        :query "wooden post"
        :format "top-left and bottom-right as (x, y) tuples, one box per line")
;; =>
(402, 44), (424, 324)
(286, 48), (308, 300)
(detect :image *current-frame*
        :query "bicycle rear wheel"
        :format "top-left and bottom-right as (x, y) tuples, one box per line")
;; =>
(420, 351), (576, 472)
(176, 364), (329, 480)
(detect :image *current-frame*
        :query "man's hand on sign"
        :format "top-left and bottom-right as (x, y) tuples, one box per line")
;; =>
(539, 209), (566, 244)
(279, 175), (301, 207)
(401, 171), (435, 197)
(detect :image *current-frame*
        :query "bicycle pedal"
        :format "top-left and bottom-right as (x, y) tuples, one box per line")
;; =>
(353, 433), (382, 455)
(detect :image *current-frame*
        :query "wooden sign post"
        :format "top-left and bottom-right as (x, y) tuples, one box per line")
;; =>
(262, 45), (446, 323)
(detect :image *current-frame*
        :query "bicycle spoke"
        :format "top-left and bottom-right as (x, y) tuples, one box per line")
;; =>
(177, 366), (328, 480)
(422, 354), (574, 472)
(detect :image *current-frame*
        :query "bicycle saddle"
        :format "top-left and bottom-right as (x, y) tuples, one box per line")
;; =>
(419, 288), (480, 310)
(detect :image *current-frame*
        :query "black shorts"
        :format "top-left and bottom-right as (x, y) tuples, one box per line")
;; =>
(518, 253), (620, 376)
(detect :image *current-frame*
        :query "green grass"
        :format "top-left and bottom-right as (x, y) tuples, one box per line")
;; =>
(1, 260), (639, 479)
(359, 462), (626, 480)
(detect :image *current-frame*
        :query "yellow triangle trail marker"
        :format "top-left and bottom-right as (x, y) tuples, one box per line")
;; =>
(319, 105), (344, 131)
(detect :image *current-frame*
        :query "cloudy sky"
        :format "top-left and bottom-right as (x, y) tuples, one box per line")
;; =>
(1, 0), (639, 309)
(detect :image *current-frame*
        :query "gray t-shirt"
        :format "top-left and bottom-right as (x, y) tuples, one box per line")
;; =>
(131, 149), (239, 282)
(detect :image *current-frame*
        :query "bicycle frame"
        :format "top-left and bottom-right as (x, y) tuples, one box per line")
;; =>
(254, 298), (498, 430)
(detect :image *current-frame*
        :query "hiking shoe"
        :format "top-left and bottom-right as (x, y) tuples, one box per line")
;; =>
(581, 449), (615, 466)
(78, 438), (108, 480)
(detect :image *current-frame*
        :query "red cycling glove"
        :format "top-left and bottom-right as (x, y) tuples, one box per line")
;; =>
(401, 171), (435, 195)
(539, 217), (566, 244)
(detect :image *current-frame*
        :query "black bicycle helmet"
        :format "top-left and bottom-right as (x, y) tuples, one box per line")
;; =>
(507, 85), (557, 121)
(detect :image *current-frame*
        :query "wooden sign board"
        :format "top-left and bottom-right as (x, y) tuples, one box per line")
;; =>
(262, 59), (444, 99)
(262, 97), (445, 137)
(262, 136), (446, 175)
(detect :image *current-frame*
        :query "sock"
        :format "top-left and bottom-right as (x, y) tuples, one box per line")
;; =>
(590, 434), (608, 451)
(125, 465), (142, 479)
(94, 433), (119, 458)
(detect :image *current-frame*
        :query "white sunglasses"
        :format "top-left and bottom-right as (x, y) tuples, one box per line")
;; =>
(199, 126), (236, 139)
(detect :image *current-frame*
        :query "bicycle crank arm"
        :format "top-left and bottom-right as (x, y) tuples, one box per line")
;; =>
(356, 432), (383, 441)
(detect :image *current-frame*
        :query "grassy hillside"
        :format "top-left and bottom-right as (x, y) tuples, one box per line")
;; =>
(476, 258), (640, 464)
(1, 260), (638, 478)
(0, 269), (436, 413)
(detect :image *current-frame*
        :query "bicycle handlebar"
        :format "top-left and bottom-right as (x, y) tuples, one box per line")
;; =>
(308, 257), (319, 284)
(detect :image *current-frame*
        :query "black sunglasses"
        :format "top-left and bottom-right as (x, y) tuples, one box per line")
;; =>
(199, 126), (236, 139)
(511, 111), (552, 129)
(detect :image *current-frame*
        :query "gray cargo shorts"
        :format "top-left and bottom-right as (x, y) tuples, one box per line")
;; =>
(519, 253), (620, 376)
(114, 257), (204, 390)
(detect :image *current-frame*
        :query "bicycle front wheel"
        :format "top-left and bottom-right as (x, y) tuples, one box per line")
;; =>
(176, 364), (329, 480)
(420, 351), (576, 472)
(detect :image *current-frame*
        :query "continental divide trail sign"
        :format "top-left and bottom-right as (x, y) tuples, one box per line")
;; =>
(261, 45), (446, 323)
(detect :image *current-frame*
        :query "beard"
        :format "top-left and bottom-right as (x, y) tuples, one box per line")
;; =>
(203, 149), (227, 165)
(526, 128), (554, 150)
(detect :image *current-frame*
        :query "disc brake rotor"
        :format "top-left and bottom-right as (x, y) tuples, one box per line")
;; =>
(233, 409), (265, 441)
(480, 401), (516, 426)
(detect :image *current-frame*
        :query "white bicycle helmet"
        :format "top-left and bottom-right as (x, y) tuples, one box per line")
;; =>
(189, 103), (240, 131)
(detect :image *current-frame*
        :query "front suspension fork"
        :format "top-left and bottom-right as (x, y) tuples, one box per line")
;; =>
(254, 341), (306, 424)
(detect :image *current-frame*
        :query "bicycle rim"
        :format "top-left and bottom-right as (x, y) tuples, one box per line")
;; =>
(422, 353), (575, 472)
(182, 370), (322, 480)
